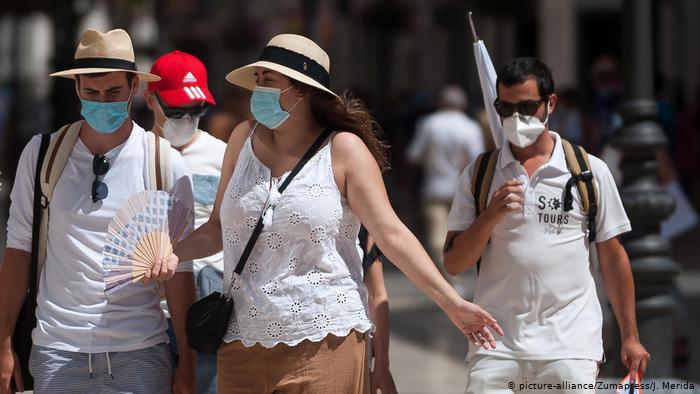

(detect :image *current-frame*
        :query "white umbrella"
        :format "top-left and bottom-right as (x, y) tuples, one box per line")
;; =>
(469, 12), (505, 148)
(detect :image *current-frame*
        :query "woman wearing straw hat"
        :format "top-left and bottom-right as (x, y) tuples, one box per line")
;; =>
(175, 34), (503, 392)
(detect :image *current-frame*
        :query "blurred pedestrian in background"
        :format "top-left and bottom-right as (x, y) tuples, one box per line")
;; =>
(406, 85), (484, 280)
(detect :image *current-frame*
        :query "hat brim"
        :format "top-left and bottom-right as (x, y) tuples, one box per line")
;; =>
(158, 86), (217, 107)
(50, 68), (161, 82)
(225, 61), (339, 99)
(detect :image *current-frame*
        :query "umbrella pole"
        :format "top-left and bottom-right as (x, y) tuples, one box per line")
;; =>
(468, 11), (479, 43)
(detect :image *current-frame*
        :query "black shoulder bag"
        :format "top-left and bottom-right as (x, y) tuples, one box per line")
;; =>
(12, 133), (51, 391)
(186, 128), (332, 353)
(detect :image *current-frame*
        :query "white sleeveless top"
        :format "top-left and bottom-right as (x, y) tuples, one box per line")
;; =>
(219, 129), (372, 348)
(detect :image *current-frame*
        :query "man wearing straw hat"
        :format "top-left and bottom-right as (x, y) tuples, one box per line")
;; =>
(0, 29), (196, 394)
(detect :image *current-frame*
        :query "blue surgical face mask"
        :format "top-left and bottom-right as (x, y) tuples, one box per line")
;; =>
(78, 87), (133, 133)
(250, 85), (301, 129)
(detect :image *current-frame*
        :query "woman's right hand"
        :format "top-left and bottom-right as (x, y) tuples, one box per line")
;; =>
(370, 363), (397, 394)
(443, 299), (504, 350)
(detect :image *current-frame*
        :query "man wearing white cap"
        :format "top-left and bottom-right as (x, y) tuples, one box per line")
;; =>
(0, 29), (195, 394)
(145, 50), (225, 394)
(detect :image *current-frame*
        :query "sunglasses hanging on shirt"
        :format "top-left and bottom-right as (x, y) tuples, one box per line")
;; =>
(92, 155), (110, 203)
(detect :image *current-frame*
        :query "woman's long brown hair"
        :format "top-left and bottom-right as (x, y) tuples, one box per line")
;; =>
(295, 83), (390, 172)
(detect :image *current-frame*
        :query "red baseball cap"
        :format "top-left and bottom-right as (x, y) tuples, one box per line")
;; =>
(148, 50), (216, 106)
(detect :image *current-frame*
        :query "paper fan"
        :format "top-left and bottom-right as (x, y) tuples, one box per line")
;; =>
(102, 190), (193, 295)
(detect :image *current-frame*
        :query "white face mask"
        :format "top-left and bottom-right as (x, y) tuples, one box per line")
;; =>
(161, 116), (199, 147)
(503, 103), (550, 148)
(156, 100), (200, 147)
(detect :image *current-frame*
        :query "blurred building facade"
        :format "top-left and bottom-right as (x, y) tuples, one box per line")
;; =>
(3, 0), (700, 261)
(1, 0), (698, 164)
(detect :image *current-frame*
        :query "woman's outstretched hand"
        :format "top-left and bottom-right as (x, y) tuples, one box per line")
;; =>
(444, 299), (504, 350)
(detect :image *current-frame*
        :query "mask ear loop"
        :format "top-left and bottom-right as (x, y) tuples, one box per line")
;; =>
(524, 99), (551, 125)
(155, 105), (168, 135)
(154, 94), (168, 118)
(126, 78), (136, 112)
(286, 97), (303, 114)
(541, 100), (550, 125)
(281, 85), (303, 115)
(74, 80), (81, 99)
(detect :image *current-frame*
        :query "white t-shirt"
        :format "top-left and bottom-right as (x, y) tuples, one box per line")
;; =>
(6, 122), (194, 353)
(447, 131), (630, 361)
(406, 110), (485, 201)
(179, 130), (226, 273)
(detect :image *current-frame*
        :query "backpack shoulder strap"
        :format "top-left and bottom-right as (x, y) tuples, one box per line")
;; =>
(31, 134), (51, 286)
(561, 139), (599, 242)
(471, 149), (500, 217)
(146, 132), (172, 192)
(467, 148), (499, 275)
(36, 120), (81, 279)
(40, 121), (82, 203)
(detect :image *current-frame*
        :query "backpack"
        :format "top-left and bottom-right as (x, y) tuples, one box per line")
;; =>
(12, 120), (172, 390)
(470, 139), (599, 273)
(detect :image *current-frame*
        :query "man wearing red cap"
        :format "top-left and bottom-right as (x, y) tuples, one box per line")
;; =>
(145, 50), (225, 394)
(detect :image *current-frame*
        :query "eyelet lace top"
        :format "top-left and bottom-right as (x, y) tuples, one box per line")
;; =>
(219, 130), (372, 348)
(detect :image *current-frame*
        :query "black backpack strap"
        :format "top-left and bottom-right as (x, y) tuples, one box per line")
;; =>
(561, 139), (598, 243)
(31, 134), (51, 293)
(13, 133), (51, 392)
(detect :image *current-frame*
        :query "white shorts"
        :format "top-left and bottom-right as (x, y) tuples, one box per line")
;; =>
(465, 355), (599, 394)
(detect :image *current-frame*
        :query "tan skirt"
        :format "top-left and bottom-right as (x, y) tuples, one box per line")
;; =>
(217, 330), (370, 394)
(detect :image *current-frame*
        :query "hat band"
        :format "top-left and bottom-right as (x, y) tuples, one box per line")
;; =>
(74, 57), (137, 71)
(258, 46), (329, 88)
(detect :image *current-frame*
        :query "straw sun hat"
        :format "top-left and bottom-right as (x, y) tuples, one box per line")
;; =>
(226, 34), (338, 99)
(50, 28), (160, 82)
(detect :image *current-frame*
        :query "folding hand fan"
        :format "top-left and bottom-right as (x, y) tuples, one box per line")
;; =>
(102, 190), (193, 295)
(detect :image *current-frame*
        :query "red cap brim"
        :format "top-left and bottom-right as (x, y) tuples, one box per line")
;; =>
(157, 86), (216, 106)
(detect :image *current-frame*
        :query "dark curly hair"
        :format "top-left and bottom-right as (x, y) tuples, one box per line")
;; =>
(294, 83), (390, 172)
(496, 57), (555, 99)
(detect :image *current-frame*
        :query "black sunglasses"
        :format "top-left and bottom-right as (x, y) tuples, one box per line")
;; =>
(92, 155), (109, 203)
(494, 97), (548, 118)
(155, 93), (209, 119)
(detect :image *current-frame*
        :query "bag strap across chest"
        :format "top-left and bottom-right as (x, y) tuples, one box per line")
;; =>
(223, 128), (333, 296)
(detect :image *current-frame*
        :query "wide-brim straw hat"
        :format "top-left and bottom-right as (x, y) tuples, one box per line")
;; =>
(50, 28), (160, 82)
(226, 34), (338, 99)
